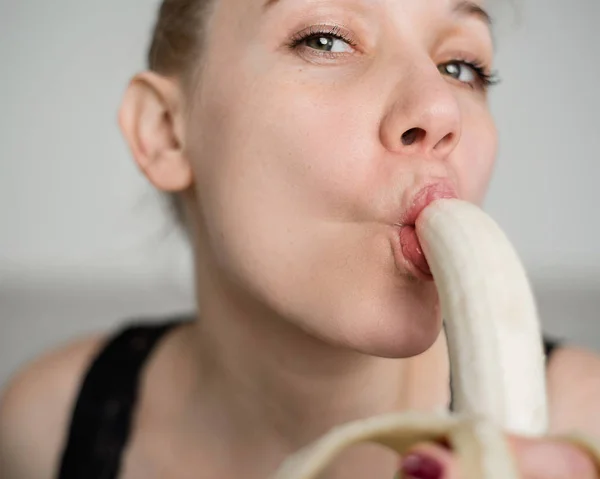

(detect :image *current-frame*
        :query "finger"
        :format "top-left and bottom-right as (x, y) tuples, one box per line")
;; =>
(508, 435), (598, 479)
(399, 442), (459, 479)
(397, 437), (600, 479)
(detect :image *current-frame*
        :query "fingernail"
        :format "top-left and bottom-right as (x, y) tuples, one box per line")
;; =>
(401, 453), (443, 479)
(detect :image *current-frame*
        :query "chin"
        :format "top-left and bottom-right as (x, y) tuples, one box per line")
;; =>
(298, 284), (443, 359)
(351, 311), (442, 359)
(369, 325), (442, 358)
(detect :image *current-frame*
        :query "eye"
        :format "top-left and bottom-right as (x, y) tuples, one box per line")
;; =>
(439, 61), (477, 82)
(303, 34), (353, 53)
(288, 26), (356, 55)
(438, 60), (499, 90)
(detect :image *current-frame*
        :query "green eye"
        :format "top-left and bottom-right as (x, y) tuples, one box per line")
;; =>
(289, 26), (356, 54)
(306, 36), (334, 51)
(438, 60), (499, 90)
(302, 34), (353, 53)
(439, 61), (477, 83)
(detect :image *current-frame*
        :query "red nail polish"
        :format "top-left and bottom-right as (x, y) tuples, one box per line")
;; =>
(401, 453), (443, 479)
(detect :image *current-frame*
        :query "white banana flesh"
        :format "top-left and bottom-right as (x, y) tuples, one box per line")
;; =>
(417, 198), (547, 436)
(270, 199), (600, 479)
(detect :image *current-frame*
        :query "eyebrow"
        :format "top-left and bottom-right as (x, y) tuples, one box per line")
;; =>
(263, 0), (493, 27)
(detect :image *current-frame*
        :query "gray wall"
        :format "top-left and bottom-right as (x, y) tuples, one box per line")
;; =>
(1, 0), (599, 387)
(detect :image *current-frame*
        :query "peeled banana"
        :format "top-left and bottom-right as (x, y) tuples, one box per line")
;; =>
(270, 198), (600, 479)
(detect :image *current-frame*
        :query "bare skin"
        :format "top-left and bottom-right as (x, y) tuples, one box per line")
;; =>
(2, 0), (600, 478)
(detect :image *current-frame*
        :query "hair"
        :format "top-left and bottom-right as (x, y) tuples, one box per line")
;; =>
(146, 0), (216, 231)
(147, 0), (216, 84)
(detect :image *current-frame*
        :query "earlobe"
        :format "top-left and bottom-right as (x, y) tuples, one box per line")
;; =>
(118, 72), (193, 192)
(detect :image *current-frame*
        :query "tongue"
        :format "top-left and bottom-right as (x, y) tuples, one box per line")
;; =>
(400, 226), (432, 276)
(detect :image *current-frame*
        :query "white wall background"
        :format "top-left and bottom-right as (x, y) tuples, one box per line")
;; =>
(1, 0), (599, 387)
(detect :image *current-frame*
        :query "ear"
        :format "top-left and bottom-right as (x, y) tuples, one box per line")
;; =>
(118, 71), (193, 192)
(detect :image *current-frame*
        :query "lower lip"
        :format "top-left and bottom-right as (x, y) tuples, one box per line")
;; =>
(399, 225), (433, 280)
(392, 181), (458, 280)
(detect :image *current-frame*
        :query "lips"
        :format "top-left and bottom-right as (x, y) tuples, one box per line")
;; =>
(400, 226), (432, 277)
(396, 182), (458, 278)
(398, 182), (459, 227)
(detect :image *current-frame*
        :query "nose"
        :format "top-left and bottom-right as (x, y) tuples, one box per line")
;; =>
(380, 63), (462, 160)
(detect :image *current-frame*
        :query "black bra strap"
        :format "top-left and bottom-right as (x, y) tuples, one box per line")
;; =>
(543, 337), (561, 359)
(57, 318), (561, 475)
(56, 319), (185, 479)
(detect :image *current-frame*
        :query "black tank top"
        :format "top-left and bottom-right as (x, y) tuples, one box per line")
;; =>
(55, 317), (562, 479)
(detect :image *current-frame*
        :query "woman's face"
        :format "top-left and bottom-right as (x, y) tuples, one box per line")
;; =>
(186, 0), (497, 357)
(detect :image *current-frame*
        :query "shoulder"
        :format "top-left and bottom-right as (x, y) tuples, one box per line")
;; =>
(0, 333), (108, 479)
(547, 344), (600, 436)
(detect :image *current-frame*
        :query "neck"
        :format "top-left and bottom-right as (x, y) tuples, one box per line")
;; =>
(185, 261), (450, 478)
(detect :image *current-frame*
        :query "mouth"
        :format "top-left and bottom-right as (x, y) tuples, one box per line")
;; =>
(398, 225), (433, 279)
(393, 182), (458, 280)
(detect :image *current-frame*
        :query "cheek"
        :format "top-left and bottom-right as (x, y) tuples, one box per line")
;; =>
(185, 63), (377, 284)
(269, 93), (378, 215)
(200, 74), (377, 223)
(456, 111), (498, 204)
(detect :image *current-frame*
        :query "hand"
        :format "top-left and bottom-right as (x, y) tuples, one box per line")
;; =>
(398, 435), (599, 479)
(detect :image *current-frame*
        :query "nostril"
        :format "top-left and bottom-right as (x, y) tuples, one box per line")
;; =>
(434, 132), (455, 151)
(402, 128), (425, 146)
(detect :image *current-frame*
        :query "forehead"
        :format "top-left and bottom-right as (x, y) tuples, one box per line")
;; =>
(209, 0), (495, 53)
(262, 0), (491, 22)
(254, 0), (495, 40)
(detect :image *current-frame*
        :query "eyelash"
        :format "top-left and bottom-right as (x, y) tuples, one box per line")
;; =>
(287, 26), (501, 91)
(452, 59), (501, 90)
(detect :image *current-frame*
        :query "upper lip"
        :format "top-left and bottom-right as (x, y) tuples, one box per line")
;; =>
(396, 180), (458, 226)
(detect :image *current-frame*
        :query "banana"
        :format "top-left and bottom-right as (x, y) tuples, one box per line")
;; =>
(417, 198), (547, 436)
(269, 198), (600, 479)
